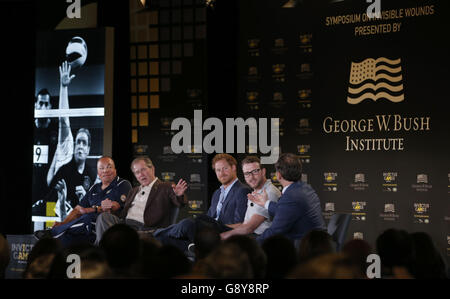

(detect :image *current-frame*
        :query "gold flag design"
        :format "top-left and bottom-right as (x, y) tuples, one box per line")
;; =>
(347, 57), (404, 104)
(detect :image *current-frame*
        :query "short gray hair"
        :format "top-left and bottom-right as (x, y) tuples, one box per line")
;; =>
(130, 156), (153, 171)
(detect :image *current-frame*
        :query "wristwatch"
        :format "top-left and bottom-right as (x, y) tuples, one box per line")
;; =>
(92, 205), (99, 213)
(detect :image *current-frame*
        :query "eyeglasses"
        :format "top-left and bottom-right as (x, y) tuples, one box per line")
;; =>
(243, 168), (261, 177)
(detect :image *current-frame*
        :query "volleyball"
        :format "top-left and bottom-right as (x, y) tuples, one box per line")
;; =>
(65, 36), (87, 68)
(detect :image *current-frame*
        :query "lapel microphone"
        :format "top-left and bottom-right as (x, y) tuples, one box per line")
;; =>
(141, 191), (145, 196)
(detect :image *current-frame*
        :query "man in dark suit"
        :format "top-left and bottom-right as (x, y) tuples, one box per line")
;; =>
(94, 156), (188, 244)
(249, 153), (326, 244)
(153, 153), (251, 252)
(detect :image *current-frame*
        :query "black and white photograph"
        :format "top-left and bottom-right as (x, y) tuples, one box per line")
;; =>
(32, 29), (107, 229)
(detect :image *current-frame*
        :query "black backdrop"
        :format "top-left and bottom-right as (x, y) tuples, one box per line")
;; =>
(1, 0), (448, 268)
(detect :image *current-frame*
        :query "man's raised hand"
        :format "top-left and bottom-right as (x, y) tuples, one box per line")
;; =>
(60, 61), (76, 87)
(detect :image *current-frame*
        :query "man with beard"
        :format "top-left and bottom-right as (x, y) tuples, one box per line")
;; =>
(153, 153), (251, 253)
(220, 156), (281, 240)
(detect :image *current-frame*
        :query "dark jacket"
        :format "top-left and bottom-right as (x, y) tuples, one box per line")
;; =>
(256, 181), (325, 244)
(206, 179), (251, 225)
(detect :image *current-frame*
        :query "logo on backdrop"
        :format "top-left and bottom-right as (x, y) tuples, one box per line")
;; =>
(188, 173), (204, 191)
(248, 39), (260, 57)
(412, 173), (433, 192)
(189, 200), (204, 210)
(379, 203), (400, 221)
(297, 144), (311, 164)
(301, 173), (308, 183)
(298, 89), (312, 109)
(299, 33), (313, 53)
(161, 172), (175, 181)
(448, 173), (450, 194)
(382, 171), (398, 192)
(323, 202), (335, 220)
(282, 0), (299, 8)
(353, 232), (364, 240)
(347, 57), (404, 104)
(414, 203), (430, 224)
(323, 172), (338, 191)
(350, 173), (369, 191)
(447, 236), (450, 257)
(352, 201), (367, 221)
(325, 202), (335, 212)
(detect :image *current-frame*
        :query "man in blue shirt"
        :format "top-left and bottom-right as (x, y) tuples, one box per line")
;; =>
(34, 156), (132, 247)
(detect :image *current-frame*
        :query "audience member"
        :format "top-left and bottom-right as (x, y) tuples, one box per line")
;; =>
(342, 238), (373, 278)
(77, 245), (111, 279)
(410, 232), (447, 279)
(99, 223), (141, 278)
(298, 230), (335, 264)
(24, 254), (56, 279)
(288, 253), (364, 279)
(137, 236), (162, 278)
(0, 234), (10, 279)
(193, 226), (221, 261)
(224, 235), (267, 279)
(47, 241), (111, 279)
(23, 238), (63, 278)
(151, 245), (192, 278)
(261, 234), (298, 279)
(193, 242), (253, 279)
(376, 228), (414, 278)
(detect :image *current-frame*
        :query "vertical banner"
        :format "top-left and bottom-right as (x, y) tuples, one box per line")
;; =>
(129, 0), (209, 220)
(32, 28), (114, 230)
(313, 0), (450, 264)
(237, 0), (316, 188)
(5, 235), (36, 279)
(237, 0), (449, 265)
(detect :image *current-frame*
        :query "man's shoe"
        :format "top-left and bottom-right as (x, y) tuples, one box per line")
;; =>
(34, 229), (53, 240)
(188, 243), (196, 254)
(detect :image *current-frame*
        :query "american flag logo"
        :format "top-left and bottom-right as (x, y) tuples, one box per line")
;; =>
(347, 57), (404, 104)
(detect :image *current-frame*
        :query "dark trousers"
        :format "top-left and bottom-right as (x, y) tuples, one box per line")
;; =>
(154, 215), (231, 252)
(51, 213), (97, 247)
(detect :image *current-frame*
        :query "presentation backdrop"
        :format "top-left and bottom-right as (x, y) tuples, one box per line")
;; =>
(237, 0), (449, 265)
(32, 28), (113, 230)
(128, 0), (210, 220)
